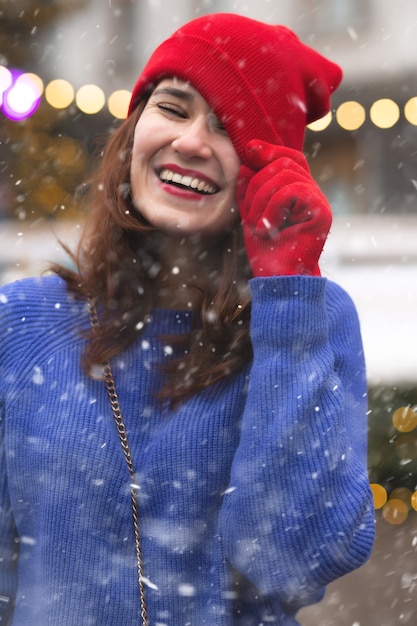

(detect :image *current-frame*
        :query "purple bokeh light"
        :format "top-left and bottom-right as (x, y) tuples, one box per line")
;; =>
(0, 68), (42, 121)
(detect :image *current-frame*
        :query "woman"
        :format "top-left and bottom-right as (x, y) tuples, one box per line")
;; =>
(0, 13), (375, 626)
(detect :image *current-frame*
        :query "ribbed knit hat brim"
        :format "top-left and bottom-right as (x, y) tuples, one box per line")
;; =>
(128, 13), (342, 161)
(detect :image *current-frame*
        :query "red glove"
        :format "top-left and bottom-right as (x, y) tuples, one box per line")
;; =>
(236, 140), (332, 277)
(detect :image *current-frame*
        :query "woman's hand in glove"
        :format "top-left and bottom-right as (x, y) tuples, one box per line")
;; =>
(236, 140), (333, 277)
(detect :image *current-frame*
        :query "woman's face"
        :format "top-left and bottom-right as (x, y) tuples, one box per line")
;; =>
(130, 78), (241, 236)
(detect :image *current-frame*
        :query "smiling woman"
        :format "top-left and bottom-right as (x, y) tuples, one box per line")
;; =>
(0, 12), (375, 626)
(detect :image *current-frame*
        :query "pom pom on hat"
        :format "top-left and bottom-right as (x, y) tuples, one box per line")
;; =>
(128, 13), (342, 163)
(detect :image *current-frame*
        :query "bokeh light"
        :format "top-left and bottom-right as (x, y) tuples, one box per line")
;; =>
(390, 487), (412, 510)
(75, 84), (105, 114)
(0, 66), (416, 133)
(307, 111), (332, 132)
(370, 98), (400, 129)
(392, 405), (417, 432)
(0, 68), (43, 121)
(336, 101), (366, 131)
(45, 79), (75, 109)
(404, 96), (417, 125)
(394, 433), (417, 460)
(108, 89), (131, 119)
(382, 498), (409, 525)
(370, 483), (388, 509)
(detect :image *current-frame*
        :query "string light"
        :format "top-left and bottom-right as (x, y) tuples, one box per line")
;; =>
(392, 405), (417, 433)
(369, 405), (417, 526)
(404, 96), (417, 125)
(75, 84), (106, 115)
(307, 111), (332, 131)
(372, 482), (417, 525)
(0, 69), (43, 120)
(382, 498), (409, 525)
(370, 98), (400, 129)
(2, 66), (417, 129)
(45, 79), (74, 109)
(107, 89), (131, 119)
(370, 483), (387, 509)
(335, 101), (366, 131)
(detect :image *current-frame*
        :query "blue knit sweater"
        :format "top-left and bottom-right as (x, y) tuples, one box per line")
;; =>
(0, 274), (375, 626)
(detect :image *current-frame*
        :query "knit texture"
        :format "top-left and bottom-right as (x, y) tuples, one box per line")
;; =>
(0, 275), (375, 625)
(128, 13), (342, 161)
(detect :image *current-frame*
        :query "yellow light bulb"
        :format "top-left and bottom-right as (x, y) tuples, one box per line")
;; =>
(45, 79), (74, 109)
(392, 406), (417, 433)
(370, 98), (400, 129)
(370, 483), (388, 509)
(336, 101), (366, 131)
(76, 84), (105, 115)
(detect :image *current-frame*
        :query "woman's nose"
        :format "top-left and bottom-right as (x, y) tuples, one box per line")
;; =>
(171, 118), (213, 160)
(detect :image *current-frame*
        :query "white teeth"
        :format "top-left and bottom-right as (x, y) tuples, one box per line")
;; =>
(159, 169), (217, 194)
(181, 175), (192, 187)
(160, 170), (173, 182)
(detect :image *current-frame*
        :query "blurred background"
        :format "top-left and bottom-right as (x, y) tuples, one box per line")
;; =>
(0, 0), (416, 623)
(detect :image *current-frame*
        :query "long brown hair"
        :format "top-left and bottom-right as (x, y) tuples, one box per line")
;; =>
(54, 103), (253, 405)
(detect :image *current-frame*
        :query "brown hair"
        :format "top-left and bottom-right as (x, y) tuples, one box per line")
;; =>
(54, 104), (253, 405)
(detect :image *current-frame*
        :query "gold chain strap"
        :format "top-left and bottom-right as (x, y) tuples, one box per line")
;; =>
(88, 299), (149, 626)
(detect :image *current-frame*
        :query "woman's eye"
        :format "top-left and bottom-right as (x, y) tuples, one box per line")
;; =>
(157, 103), (187, 118)
(212, 118), (228, 134)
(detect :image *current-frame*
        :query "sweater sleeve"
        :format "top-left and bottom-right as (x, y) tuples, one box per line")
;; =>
(219, 275), (375, 609)
(0, 399), (17, 625)
(0, 292), (19, 625)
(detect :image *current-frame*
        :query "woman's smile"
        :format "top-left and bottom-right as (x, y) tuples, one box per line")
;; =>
(156, 164), (220, 196)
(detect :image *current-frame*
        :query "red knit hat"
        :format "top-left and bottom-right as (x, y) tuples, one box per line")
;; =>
(128, 13), (342, 163)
